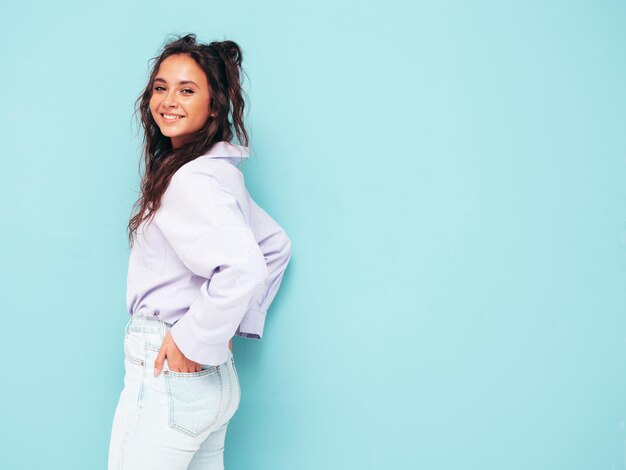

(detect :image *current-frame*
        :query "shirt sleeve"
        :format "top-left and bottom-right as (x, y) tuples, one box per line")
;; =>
(235, 196), (292, 339)
(153, 168), (269, 366)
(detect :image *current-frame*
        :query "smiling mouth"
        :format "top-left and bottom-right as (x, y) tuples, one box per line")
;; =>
(161, 113), (185, 121)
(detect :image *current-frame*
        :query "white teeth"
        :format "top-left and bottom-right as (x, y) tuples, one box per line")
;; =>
(163, 114), (182, 119)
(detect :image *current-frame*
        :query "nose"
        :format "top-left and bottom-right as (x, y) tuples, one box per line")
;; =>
(162, 90), (178, 108)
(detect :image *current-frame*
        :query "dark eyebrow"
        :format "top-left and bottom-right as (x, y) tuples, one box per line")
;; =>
(153, 77), (199, 87)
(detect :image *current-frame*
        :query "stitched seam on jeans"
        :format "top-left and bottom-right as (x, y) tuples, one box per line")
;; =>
(124, 332), (145, 367)
(164, 367), (219, 378)
(223, 361), (233, 420)
(117, 338), (146, 468)
(231, 357), (241, 412)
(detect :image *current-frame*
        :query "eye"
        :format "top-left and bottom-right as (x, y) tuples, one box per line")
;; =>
(153, 86), (166, 92)
(181, 88), (195, 94)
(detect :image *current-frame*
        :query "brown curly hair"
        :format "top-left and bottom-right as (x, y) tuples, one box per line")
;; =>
(127, 33), (249, 247)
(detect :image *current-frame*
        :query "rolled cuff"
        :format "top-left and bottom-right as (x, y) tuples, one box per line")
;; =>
(170, 318), (230, 366)
(234, 308), (267, 340)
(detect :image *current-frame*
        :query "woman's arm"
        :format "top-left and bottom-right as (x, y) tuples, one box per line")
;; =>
(235, 196), (292, 339)
(153, 168), (269, 366)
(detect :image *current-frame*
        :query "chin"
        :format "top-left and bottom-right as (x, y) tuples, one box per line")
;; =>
(159, 129), (178, 138)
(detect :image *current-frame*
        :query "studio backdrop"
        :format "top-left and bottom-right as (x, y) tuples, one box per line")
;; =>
(1, 1), (625, 469)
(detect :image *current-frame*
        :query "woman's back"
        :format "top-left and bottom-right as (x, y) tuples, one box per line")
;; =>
(127, 140), (291, 365)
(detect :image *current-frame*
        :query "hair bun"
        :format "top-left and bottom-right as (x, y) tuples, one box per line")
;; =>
(181, 33), (197, 46)
(210, 40), (242, 66)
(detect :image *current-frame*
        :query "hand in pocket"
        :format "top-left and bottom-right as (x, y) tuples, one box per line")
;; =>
(153, 330), (201, 376)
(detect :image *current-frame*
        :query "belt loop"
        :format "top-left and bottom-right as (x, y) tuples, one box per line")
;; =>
(159, 317), (165, 342)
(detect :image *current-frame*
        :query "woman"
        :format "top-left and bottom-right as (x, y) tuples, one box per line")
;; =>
(108, 34), (292, 469)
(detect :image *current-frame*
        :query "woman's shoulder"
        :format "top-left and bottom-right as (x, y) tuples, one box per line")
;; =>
(168, 156), (246, 204)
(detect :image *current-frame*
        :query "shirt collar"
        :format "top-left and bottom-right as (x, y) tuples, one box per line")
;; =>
(198, 141), (249, 166)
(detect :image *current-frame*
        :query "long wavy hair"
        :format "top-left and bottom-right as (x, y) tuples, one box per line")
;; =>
(127, 33), (249, 247)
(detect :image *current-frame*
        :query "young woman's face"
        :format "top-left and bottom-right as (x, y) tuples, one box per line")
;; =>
(149, 54), (212, 149)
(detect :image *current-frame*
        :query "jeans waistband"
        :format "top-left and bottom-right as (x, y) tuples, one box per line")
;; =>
(125, 314), (234, 363)
(126, 313), (171, 338)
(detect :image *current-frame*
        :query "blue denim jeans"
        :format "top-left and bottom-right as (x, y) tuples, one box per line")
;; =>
(108, 314), (241, 469)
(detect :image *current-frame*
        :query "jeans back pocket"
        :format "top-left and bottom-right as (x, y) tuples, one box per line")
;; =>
(163, 366), (224, 437)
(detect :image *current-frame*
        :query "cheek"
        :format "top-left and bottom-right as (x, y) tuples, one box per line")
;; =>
(191, 103), (211, 126)
(193, 95), (211, 119)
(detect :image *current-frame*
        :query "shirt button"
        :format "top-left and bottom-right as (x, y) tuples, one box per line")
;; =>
(153, 309), (160, 316)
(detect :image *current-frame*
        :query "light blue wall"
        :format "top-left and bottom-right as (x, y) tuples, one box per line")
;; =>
(1, 1), (625, 468)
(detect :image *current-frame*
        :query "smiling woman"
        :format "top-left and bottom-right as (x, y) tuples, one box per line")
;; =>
(126, 34), (251, 243)
(107, 33), (292, 470)
(150, 54), (213, 148)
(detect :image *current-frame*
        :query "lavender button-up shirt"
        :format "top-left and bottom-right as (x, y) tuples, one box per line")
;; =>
(126, 141), (292, 366)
